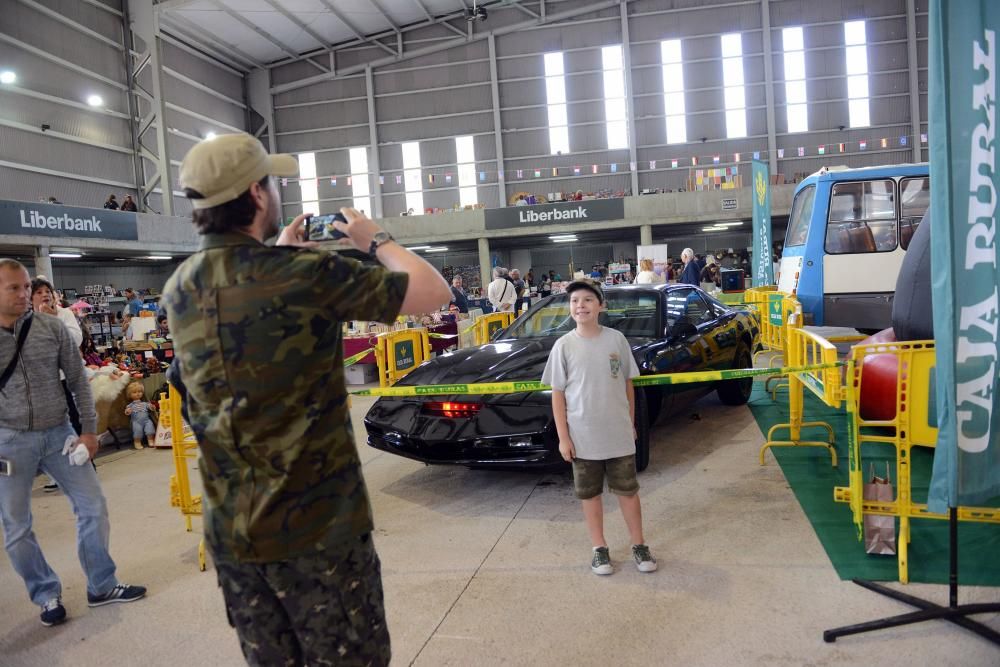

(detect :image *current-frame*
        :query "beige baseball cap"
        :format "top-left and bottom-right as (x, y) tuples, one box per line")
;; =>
(179, 133), (298, 209)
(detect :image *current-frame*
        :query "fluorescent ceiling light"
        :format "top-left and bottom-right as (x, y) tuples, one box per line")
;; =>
(424, 247), (449, 253)
(552, 237), (577, 243)
(406, 245), (431, 251)
(549, 234), (576, 239)
(719, 221), (743, 227)
(146, 255), (172, 260)
(86, 94), (103, 107)
(50, 253), (82, 258)
(0, 71), (15, 84)
(205, 132), (217, 140)
(702, 226), (727, 232)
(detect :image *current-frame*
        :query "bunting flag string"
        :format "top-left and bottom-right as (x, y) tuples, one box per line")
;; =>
(276, 132), (927, 191)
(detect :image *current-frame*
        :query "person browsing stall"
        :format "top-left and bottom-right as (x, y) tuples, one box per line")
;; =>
(678, 248), (701, 286)
(449, 275), (469, 313)
(487, 267), (516, 312)
(162, 132), (450, 667)
(541, 279), (657, 576)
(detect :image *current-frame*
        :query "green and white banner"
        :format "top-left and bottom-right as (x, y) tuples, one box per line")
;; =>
(751, 160), (774, 287)
(928, 0), (1000, 512)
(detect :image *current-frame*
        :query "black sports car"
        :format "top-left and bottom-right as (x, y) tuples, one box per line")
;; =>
(364, 284), (759, 471)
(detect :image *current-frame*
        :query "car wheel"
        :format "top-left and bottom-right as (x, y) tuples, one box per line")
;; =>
(717, 343), (753, 406)
(634, 388), (651, 472)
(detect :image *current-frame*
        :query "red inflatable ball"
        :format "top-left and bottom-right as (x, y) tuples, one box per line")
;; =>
(856, 328), (898, 421)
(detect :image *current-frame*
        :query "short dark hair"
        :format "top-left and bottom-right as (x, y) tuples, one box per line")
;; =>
(184, 175), (269, 235)
(31, 276), (55, 295)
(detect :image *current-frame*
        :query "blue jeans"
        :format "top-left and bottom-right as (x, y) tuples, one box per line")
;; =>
(0, 422), (118, 606)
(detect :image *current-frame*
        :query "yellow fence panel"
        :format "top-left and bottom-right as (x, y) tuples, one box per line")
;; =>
(473, 312), (515, 346)
(375, 328), (433, 387)
(161, 385), (206, 572)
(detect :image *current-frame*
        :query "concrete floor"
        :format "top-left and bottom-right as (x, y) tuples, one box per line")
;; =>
(1, 390), (998, 666)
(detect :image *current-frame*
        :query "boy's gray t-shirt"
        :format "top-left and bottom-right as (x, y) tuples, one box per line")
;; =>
(541, 326), (640, 460)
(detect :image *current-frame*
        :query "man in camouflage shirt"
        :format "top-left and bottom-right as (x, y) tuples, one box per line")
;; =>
(162, 133), (450, 667)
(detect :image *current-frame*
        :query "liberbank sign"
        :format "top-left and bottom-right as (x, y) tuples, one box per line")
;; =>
(0, 200), (139, 241)
(484, 198), (625, 230)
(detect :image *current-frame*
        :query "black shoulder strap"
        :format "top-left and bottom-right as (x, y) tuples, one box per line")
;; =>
(0, 315), (33, 393)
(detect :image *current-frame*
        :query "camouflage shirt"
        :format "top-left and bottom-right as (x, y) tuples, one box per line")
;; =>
(162, 232), (408, 563)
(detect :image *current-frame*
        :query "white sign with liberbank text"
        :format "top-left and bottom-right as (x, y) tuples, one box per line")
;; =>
(0, 199), (139, 241)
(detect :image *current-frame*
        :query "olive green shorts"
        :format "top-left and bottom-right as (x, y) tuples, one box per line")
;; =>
(572, 455), (639, 500)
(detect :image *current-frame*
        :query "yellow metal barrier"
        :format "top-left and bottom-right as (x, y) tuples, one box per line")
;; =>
(162, 385), (206, 572)
(833, 341), (1000, 583)
(760, 316), (840, 467)
(473, 311), (515, 346)
(375, 328), (432, 387)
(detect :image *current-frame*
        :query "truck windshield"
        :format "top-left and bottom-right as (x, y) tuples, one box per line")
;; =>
(784, 185), (816, 247)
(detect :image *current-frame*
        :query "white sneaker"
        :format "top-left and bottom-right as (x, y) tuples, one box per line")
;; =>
(591, 546), (613, 575)
(632, 544), (658, 573)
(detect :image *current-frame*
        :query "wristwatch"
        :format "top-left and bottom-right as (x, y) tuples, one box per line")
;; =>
(368, 231), (394, 259)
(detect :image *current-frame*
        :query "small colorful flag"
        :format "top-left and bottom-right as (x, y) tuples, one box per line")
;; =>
(818, 145), (825, 155)
(797, 146), (805, 157)
(777, 148), (785, 158)
(880, 137), (888, 148)
(534, 169), (541, 178)
(649, 160), (656, 170)
(479, 171), (486, 181)
(838, 143), (846, 153)
(671, 159), (678, 168)
(498, 170), (504, 178)
(330, 177), (337, 186)
(445, 173), (452, 184)
(609, 163), (616, 172)
(428, 174), (435, 184)
(516, 169), (523, 178)
(592, 164), (599, 174)
(281, 178), (288, 187)
(573, 166), (581, 175)
(712, 155), (720, 165)
(379, 175), (385, 184)
(920, 133), (928, 144)
(732, 153), (740, 162)
(859, 139), (867, 150)
(347, 176), (352, 186)
(752, 151), (760, 160)
(692, 157), (698, 166)
(900, 136), (908, 146)
(629, 161), (637, 171)
(395, 174), (402, 185)
(552, 167), (558, 176)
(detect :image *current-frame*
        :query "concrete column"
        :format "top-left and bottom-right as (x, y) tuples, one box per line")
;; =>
(640, 224), (653, 246)
(620, 2), (639, 196)
(488, 35), (506, 207)
(247, 68), (277, 152)
(761, 0), (778, 175)
(478, 237), (491, 291)
(34, 246), (53, 281)
(365, 66), (384, 219)
(906, 0), (922, 162)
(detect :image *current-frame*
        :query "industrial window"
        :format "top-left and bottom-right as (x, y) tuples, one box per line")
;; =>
(826, 179), (897, 254)
(721, 33), (747, 139)
(401, 141), (424, 214)
(297, 152), (318, 216)
(661, 39), (687, 144)
(348, 147), (371, 216)
(844, 20), (870, 128)
(602, 45), (628, 150)
(544, 51), (570, 154)
(782, 27), (808, 133)
(455, 135), (478, 208)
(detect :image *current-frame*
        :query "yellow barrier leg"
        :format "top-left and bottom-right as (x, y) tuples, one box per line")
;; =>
(761, 376), (838, 467)
(199, 539), (207, 572)
(898, 516), (910, 584)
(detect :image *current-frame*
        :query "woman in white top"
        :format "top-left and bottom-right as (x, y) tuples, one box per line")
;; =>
(633, 258), (664, 285)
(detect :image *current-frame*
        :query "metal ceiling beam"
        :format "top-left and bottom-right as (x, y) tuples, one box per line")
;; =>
(368, 0), (400, 32)
(210, 0), (330, 73)
(159, 11), (262, 70)
(508, 2), (540, 20)
(412, 0), (467, 37)
(153, 0), (200, 10)
(272, 0), (627, 94)
(263, 0), (334, 52)
(316, 0), (397, 56)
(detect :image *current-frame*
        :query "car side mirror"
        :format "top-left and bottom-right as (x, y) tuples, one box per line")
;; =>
(669, 320), (697, 340)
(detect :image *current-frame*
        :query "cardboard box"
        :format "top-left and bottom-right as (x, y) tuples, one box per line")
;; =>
(345, 363), (378, 385)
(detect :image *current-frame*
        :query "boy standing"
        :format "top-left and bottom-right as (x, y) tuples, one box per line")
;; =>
(541, 279), (657, 575)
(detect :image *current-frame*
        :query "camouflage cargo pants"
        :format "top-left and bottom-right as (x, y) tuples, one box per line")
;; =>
(214, 533), (391, 667)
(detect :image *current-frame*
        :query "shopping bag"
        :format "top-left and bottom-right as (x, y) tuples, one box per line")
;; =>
(153, 414), (173, 449)
(863, 462), (896, 555)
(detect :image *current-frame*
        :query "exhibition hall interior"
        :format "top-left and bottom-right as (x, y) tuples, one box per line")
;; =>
(0, 0), (998, 665)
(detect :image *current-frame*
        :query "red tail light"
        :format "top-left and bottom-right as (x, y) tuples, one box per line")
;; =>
(423, 402), (483, 418)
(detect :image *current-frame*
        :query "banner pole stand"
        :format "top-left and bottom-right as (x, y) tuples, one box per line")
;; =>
(823, 508), (1000, 645)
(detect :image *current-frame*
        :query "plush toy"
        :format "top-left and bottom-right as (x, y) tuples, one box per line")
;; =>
(89, 365), (132, 436)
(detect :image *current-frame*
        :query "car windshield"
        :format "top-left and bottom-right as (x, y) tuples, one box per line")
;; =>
(505, 290), (661, 339)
